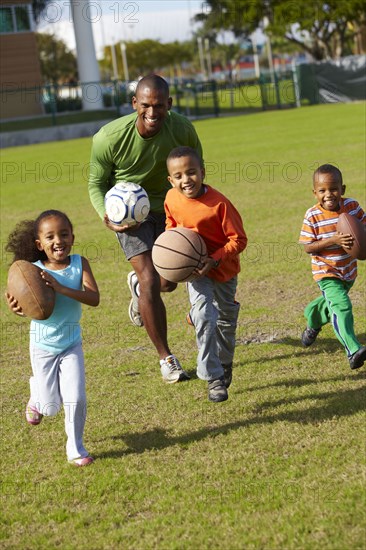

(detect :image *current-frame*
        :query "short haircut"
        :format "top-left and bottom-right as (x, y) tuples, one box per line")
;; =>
(167, 146), (203, 167)
(313, 164), (343, 185)
(135, 74), (169, 98)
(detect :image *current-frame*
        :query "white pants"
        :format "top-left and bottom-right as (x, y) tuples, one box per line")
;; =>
(29, 342), (88, 461)
(188, 276), (240, 381)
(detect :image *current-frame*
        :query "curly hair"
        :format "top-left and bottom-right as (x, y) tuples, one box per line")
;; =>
(6, 210), (73, 264)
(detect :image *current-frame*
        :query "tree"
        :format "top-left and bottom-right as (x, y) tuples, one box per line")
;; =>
(31, 0), (52, 23)
(268, 0), (366, 59)
(195, 0), (366, 60)
(100, 39), (195, 81)
(36, 33), (78, 84)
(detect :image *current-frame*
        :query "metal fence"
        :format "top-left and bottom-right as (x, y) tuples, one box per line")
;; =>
(1, 71), (298, 128)
(297, 55), (366, 105)
(2, 57), (365, 129)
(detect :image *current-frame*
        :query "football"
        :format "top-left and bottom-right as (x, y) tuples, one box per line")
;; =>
(104, 182), (150, 226)
(337, 212), (366, 260)
(7, 260), (55, 320)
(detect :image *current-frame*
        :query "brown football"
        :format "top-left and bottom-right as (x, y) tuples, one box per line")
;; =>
(337, 212), (366, 260)
(7, 260), (55, 319)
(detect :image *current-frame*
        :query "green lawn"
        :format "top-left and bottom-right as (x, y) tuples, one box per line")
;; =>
(1, 102), (365, 549)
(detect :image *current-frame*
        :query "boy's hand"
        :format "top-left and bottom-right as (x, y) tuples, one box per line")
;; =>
(4, 292), (25, 316)
(192, 257), (217, 278)
(334, 232), (354, 249)
(104, 213), (141, 233)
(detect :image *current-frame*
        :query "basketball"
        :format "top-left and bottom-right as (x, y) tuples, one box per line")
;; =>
(7, 260), (55, 320)
(152, 227), (207, 283)
(337, 212), (366, 260)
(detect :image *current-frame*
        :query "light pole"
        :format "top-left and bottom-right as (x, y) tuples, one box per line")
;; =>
(263, 16), (275, 83)
(111, 41), (119, 80)
(251, 36), (261, 79)
(204, 38), (213, 79)
(197, 37), (206, 80)
(120, 42), (129, 87)
(70, 0), (104, 110)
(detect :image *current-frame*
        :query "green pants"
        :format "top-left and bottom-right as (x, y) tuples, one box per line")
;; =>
(305, 278), (361, 357)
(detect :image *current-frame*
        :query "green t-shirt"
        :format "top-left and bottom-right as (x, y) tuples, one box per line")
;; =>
(88, 110), (203, 218)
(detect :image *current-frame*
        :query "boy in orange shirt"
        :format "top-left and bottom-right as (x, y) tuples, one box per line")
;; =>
(165, 146), (247, 402)
(299, 164), (366, 369)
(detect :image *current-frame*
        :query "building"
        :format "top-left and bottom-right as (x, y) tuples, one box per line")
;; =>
(0, 0), (44, 119)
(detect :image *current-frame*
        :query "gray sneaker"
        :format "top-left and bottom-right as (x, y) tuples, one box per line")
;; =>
(208, 377), (228, 402)
(223, 363), (232, 388)
(301, 326), (320, 347)
(127, 271), (143, 327)
(160, 355), (190, 383)
(349, 346), (366, 370)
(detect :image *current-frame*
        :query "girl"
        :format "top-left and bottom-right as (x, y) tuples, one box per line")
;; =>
(5, 210), (100, 466)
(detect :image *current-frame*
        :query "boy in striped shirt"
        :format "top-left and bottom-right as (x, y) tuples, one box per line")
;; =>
(299, 164), (366, 370)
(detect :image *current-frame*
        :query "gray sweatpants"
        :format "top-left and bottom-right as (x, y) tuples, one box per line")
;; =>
(29, 342), (88, 461)
(188, 276), (240, 381)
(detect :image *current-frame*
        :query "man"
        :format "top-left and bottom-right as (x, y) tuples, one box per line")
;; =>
(88, 74), (203, 383)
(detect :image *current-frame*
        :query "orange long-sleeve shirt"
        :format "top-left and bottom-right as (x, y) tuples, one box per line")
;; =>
(164, 185), (247, 282)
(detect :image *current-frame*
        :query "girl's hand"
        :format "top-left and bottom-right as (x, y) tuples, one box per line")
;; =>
(4, 292), (25, 316)
(40, 270), (63, 292)
(38, 259), (99, 307)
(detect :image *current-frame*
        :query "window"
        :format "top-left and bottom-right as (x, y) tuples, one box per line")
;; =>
(0, 5), (32, 34)
(15, 6), (31, 31)
(0, 7), (14, 32)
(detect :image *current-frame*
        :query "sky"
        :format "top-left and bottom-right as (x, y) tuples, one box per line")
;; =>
(37, 1), (208, 57)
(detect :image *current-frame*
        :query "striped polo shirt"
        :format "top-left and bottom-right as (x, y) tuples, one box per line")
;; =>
(299, 198), (366, 282)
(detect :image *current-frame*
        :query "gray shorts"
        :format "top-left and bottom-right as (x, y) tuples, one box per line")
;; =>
(116, 212), (167, 260)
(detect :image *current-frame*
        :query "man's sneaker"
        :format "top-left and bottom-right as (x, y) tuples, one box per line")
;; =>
(208, 377), (228, 403)
(301, 326), (321, 347)
(160, 355), (190, 384)
(26, 400), (43, 425)
(349, 346), (366, 370)
(223, 363), (233, 388)
(127, 271), (143, 327)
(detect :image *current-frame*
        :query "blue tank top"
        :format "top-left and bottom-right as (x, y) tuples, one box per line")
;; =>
(30, 254), (83, 354)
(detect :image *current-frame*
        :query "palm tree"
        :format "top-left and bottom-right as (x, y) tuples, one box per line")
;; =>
(32, 0), (52, 24)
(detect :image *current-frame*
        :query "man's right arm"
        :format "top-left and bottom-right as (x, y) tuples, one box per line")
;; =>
(88, 130), (114, 220)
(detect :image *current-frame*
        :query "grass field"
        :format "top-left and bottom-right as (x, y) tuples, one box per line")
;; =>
(1, 102), (365, 549)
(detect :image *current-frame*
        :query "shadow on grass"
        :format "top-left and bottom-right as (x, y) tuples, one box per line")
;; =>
(246, 370), (365, 391)
(278, 333), (366, 348)
(95, 381), (365, 459)
(246, 335), (366, 365)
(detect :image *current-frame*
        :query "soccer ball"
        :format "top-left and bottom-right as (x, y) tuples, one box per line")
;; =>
(104, 182), (150, 226)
